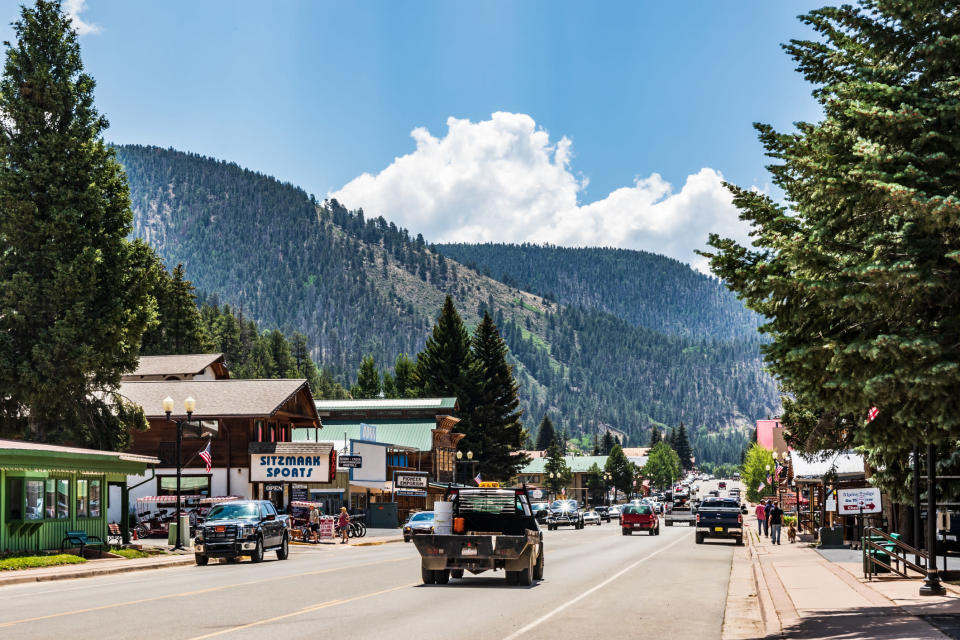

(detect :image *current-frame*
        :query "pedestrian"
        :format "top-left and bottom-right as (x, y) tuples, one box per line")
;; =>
(769, 502), (784, 545)
(309, 504), (320, 543)
(338, 506), (350, 544)
(764, 499), (774, 537)
(755, 500), (768, 537)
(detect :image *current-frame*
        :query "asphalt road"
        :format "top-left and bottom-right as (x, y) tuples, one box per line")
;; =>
(0, 499), (739, 639)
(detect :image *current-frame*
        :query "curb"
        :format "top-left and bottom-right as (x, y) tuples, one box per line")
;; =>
(0, 557), (195, 587)
(351, 538), (404, 547)
(747, 528), (782, 638)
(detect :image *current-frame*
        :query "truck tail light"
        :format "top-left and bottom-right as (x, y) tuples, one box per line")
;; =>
(738, 514), (743, 524)
(695, 513), (700, 525)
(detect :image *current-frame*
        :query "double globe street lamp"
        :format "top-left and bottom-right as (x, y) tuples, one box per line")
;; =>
(455, 450), (475, 485)
(162, 395), (196, 550)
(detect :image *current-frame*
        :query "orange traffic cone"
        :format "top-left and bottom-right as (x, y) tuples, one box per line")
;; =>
(132, 528), (138, 541)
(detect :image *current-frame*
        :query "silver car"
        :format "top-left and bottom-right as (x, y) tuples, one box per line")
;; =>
(583, 510), (602, 526)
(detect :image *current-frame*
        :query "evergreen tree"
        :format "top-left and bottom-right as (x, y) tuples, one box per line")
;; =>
(0, 1), (154, 447)
(267, 330), (296, 378)
(544, 441), (572, 495)
(604, 444), (634, 499)
(648, 428), (662, 447)
(700, 2), (960, 465)
(381, 371), (397, 398)
(413, 296), (478, 401)
(585, 463), (605, 503)
(352, 355), (381, 399)
(469, 312), (530, 480)
(602, 430), (615, 454)
(668, 428), (678, 451)
(391, 353), (416, 398)
(536, 414), (557, 450)
(674, 422), (693, 471)
(140, 262), (211, 355)
(592, 433), (600, 456)
(290, 332), (323, 394)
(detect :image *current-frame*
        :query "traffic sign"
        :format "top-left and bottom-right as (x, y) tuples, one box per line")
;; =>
(339, 455), (362, 468)
(837, 487), (881, 514)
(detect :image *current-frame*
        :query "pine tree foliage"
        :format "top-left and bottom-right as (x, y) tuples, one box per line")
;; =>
(544, 441), (572, 493)
(648, 429), (662, 446)
(413, 296), (478, 401)
(536, 414), (557, 450)
(674, 422), (693, 471)
(0, 1), (155, 448)
(701, 1), (960, 460)
(470, 312), (530, 480)
(141, 262), (212, 355)
(602, 430), (616, 454)
(352, 355), (381, 399)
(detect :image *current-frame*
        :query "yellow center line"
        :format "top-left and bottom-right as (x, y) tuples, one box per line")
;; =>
(188, 582), (419, 640)
(0, 556), (410, 629)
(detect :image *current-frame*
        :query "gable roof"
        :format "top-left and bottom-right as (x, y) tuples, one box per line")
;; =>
(0, 439), (159, 475)
(126, 354), (228, 379)
(120, 379), (317, 420)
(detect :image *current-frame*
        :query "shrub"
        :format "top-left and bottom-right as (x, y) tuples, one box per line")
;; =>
(0, 554), (86, 571)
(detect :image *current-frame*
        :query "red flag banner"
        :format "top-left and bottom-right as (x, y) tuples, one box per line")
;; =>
(867, 406), (879, 422)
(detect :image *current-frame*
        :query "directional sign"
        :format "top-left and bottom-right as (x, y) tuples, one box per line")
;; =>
(339, 455), (362, 469)
(837, 487), (882, 514)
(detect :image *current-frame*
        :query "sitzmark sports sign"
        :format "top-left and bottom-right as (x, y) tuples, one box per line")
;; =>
(250, 454), (330, 482)
(837, 487), (882, 514)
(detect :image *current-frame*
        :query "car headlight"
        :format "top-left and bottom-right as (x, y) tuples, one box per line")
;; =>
(240, 525), (255, 537)
(197, 528), (204, 541)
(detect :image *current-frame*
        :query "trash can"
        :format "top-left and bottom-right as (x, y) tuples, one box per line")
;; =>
(167, 515), (192, 547)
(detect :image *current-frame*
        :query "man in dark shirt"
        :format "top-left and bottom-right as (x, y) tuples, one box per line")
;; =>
(763, 499), (774, 538)
(768, 502), (784, 545)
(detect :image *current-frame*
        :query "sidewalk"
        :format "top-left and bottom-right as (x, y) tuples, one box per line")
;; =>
(726, 520), (960, 639)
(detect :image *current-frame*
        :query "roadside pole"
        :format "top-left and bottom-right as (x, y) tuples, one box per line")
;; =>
(920, 443), (945, 596)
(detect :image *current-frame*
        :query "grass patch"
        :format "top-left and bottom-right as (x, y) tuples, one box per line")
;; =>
(0, 554), (86, 571)
(109, 547), (149, 559)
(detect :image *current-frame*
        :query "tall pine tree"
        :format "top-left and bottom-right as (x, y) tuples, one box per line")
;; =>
(470, 312), (530, 480)
(352, 355), (381, 399)
(675, 422), (693, 471)
(536, 414), (557, 450)
(0, 1), (154, 447)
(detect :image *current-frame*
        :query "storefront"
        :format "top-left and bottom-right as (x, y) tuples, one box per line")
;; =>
(248, 441), (335, 513)
(0, 439), (158, 552)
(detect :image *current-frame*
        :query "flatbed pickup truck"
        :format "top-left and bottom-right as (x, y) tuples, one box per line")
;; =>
(412, 486), (543, 586)
(665, 499), (697, 526)
(695, 497), (744, 545)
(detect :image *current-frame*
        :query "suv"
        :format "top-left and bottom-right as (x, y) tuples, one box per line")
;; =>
(194, 500), (289, 565)
(546, 499), (584, 530)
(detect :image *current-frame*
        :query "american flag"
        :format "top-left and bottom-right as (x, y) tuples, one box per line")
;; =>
(867, 406), (879, 422)
(774, 461), (784, 482)
(757, 481), (765, 491)
(474, 472), (482, 486)
(199, 442), (212, 473)
(766, 474), (773, 485)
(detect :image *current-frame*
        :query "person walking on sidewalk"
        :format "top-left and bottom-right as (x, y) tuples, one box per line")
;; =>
(308, 504), (320, 543)
(764, 499), (774, 537)
(338, 506), (350, 544)
(769, 502), (784, 545)
(755, 501), (768, 537)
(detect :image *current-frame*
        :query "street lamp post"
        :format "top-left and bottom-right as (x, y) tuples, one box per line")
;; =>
(920, 443), (945, 596)
(549, 472), (556, 500)
(456, 450), (463, 485)
(603, 472), (612, 506)
(163, 395), (195, 551)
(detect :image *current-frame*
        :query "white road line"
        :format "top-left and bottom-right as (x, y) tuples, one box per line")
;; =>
(502, 530), (692, 640)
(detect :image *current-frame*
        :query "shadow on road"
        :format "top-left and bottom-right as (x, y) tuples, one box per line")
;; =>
(416, 578), (543, 590)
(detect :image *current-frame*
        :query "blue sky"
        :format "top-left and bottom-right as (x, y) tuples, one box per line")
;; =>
(2, 1), (826, 267)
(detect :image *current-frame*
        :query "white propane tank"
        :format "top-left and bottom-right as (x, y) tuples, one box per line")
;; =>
(433, 500), (453, 534)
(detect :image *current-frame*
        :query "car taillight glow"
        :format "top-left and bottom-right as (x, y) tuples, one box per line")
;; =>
(738, 514), (743, 524)
(696, 514), (700, 524)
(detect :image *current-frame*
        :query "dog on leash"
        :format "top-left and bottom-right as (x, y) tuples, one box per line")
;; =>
(787, 522), (797, 544)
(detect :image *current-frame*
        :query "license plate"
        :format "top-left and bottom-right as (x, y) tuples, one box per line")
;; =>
(461, 547), (477, 556)
(714, 527), (723, 532)
(634, 524), (641, 528)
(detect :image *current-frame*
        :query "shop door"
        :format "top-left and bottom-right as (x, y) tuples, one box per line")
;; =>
(264, 484), (284, 513)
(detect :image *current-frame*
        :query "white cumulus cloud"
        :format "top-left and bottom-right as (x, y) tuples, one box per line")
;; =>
(329, 112), (751, 272)
(64, 0), (101, 36)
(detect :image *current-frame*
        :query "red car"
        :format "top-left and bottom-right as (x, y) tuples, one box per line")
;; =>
(621, 504), (660, 536)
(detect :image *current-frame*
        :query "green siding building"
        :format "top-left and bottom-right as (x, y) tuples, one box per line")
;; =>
(0, 439), (158, 552)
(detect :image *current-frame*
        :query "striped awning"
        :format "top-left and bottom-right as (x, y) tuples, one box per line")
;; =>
(136, 495), (205, 503)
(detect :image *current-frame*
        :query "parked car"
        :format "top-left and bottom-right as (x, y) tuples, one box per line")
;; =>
(621, 504), (660, 536)
(402, 510), (436, 542)
(583, 510), (602, 526)
(194, 500), (288, 565)
(608, 505), (622, 523)
(547, 499), (584, 530)
(595, 506), (611, 522)
(530, 502), (551, 524)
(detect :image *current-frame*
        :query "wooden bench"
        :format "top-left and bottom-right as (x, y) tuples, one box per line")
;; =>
(107, 523), (123, 545)
(61, 530), (106, 556)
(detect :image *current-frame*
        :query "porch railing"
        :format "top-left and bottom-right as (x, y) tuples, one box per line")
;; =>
(862, 526), (927, 580)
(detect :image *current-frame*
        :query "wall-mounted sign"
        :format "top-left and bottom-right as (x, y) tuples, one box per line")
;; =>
(394, 470), (428, 497)
(250, 453), (330, 482)
(396, 489), (427, 497)
(340, 455), (362, 468)
(837, 487), (881, 514)
(291, 484), (308, 501)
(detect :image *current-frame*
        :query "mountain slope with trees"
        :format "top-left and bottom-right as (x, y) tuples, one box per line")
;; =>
(115, 144), (779, 459)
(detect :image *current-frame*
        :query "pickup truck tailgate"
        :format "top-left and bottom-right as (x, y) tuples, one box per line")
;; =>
(413, 533), (534, 559)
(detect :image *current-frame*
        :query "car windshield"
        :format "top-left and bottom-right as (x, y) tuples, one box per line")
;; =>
(625, 505), (652, 515)
(206, 503), (259, 520)
(410, 512), (434, 522)
(551, 500), (577, 510)
(702, 499), (739, 508)
(531, 504), (548, 511)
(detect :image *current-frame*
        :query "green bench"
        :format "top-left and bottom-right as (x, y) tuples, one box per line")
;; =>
(61, 530), (106, 556)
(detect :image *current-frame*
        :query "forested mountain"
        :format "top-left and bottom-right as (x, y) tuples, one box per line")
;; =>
(435, 243), (762, 341)
(115, 144), (779, 461)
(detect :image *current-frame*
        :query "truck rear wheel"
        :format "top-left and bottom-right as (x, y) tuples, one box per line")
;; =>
(533, 551), (544, 580)
(695, 532), (704, 544)
(435, 569), (450, 584)
(451, 569), (464, 579)
(623, 529), (631, 536)
(505, 570), (518, 585)
(666, 520), (673, 527)
(735, 536), (743, 546)
(421, 566), (436, 584)
(516, 554), (533, 586)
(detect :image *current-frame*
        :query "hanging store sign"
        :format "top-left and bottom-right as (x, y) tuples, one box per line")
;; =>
(837, 487), (881, 514)
(250, 453), (331, 482)
(394, 470), (428, 497)
(340, 455), (363, 468)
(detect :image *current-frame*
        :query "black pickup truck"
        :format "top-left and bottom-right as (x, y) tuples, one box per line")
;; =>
(695, 497), (744, 545)
(412, 486), (543, 586)
(194, 500), (289, 565)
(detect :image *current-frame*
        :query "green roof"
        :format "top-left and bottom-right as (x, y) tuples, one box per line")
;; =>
(294, 420), (436, 451)
(521, 456), (611, 474)
(314, 398), (457, 412)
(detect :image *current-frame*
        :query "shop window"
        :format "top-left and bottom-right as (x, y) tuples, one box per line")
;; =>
(6, 478), (22, 520)
(57, 479), (69, 519)
(255, 420), (265, 442)
(44, 479), (56, 519)
(25, 480), (43, 520)
(89, 480), (101, 518)
(76, 479), (88, 518)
